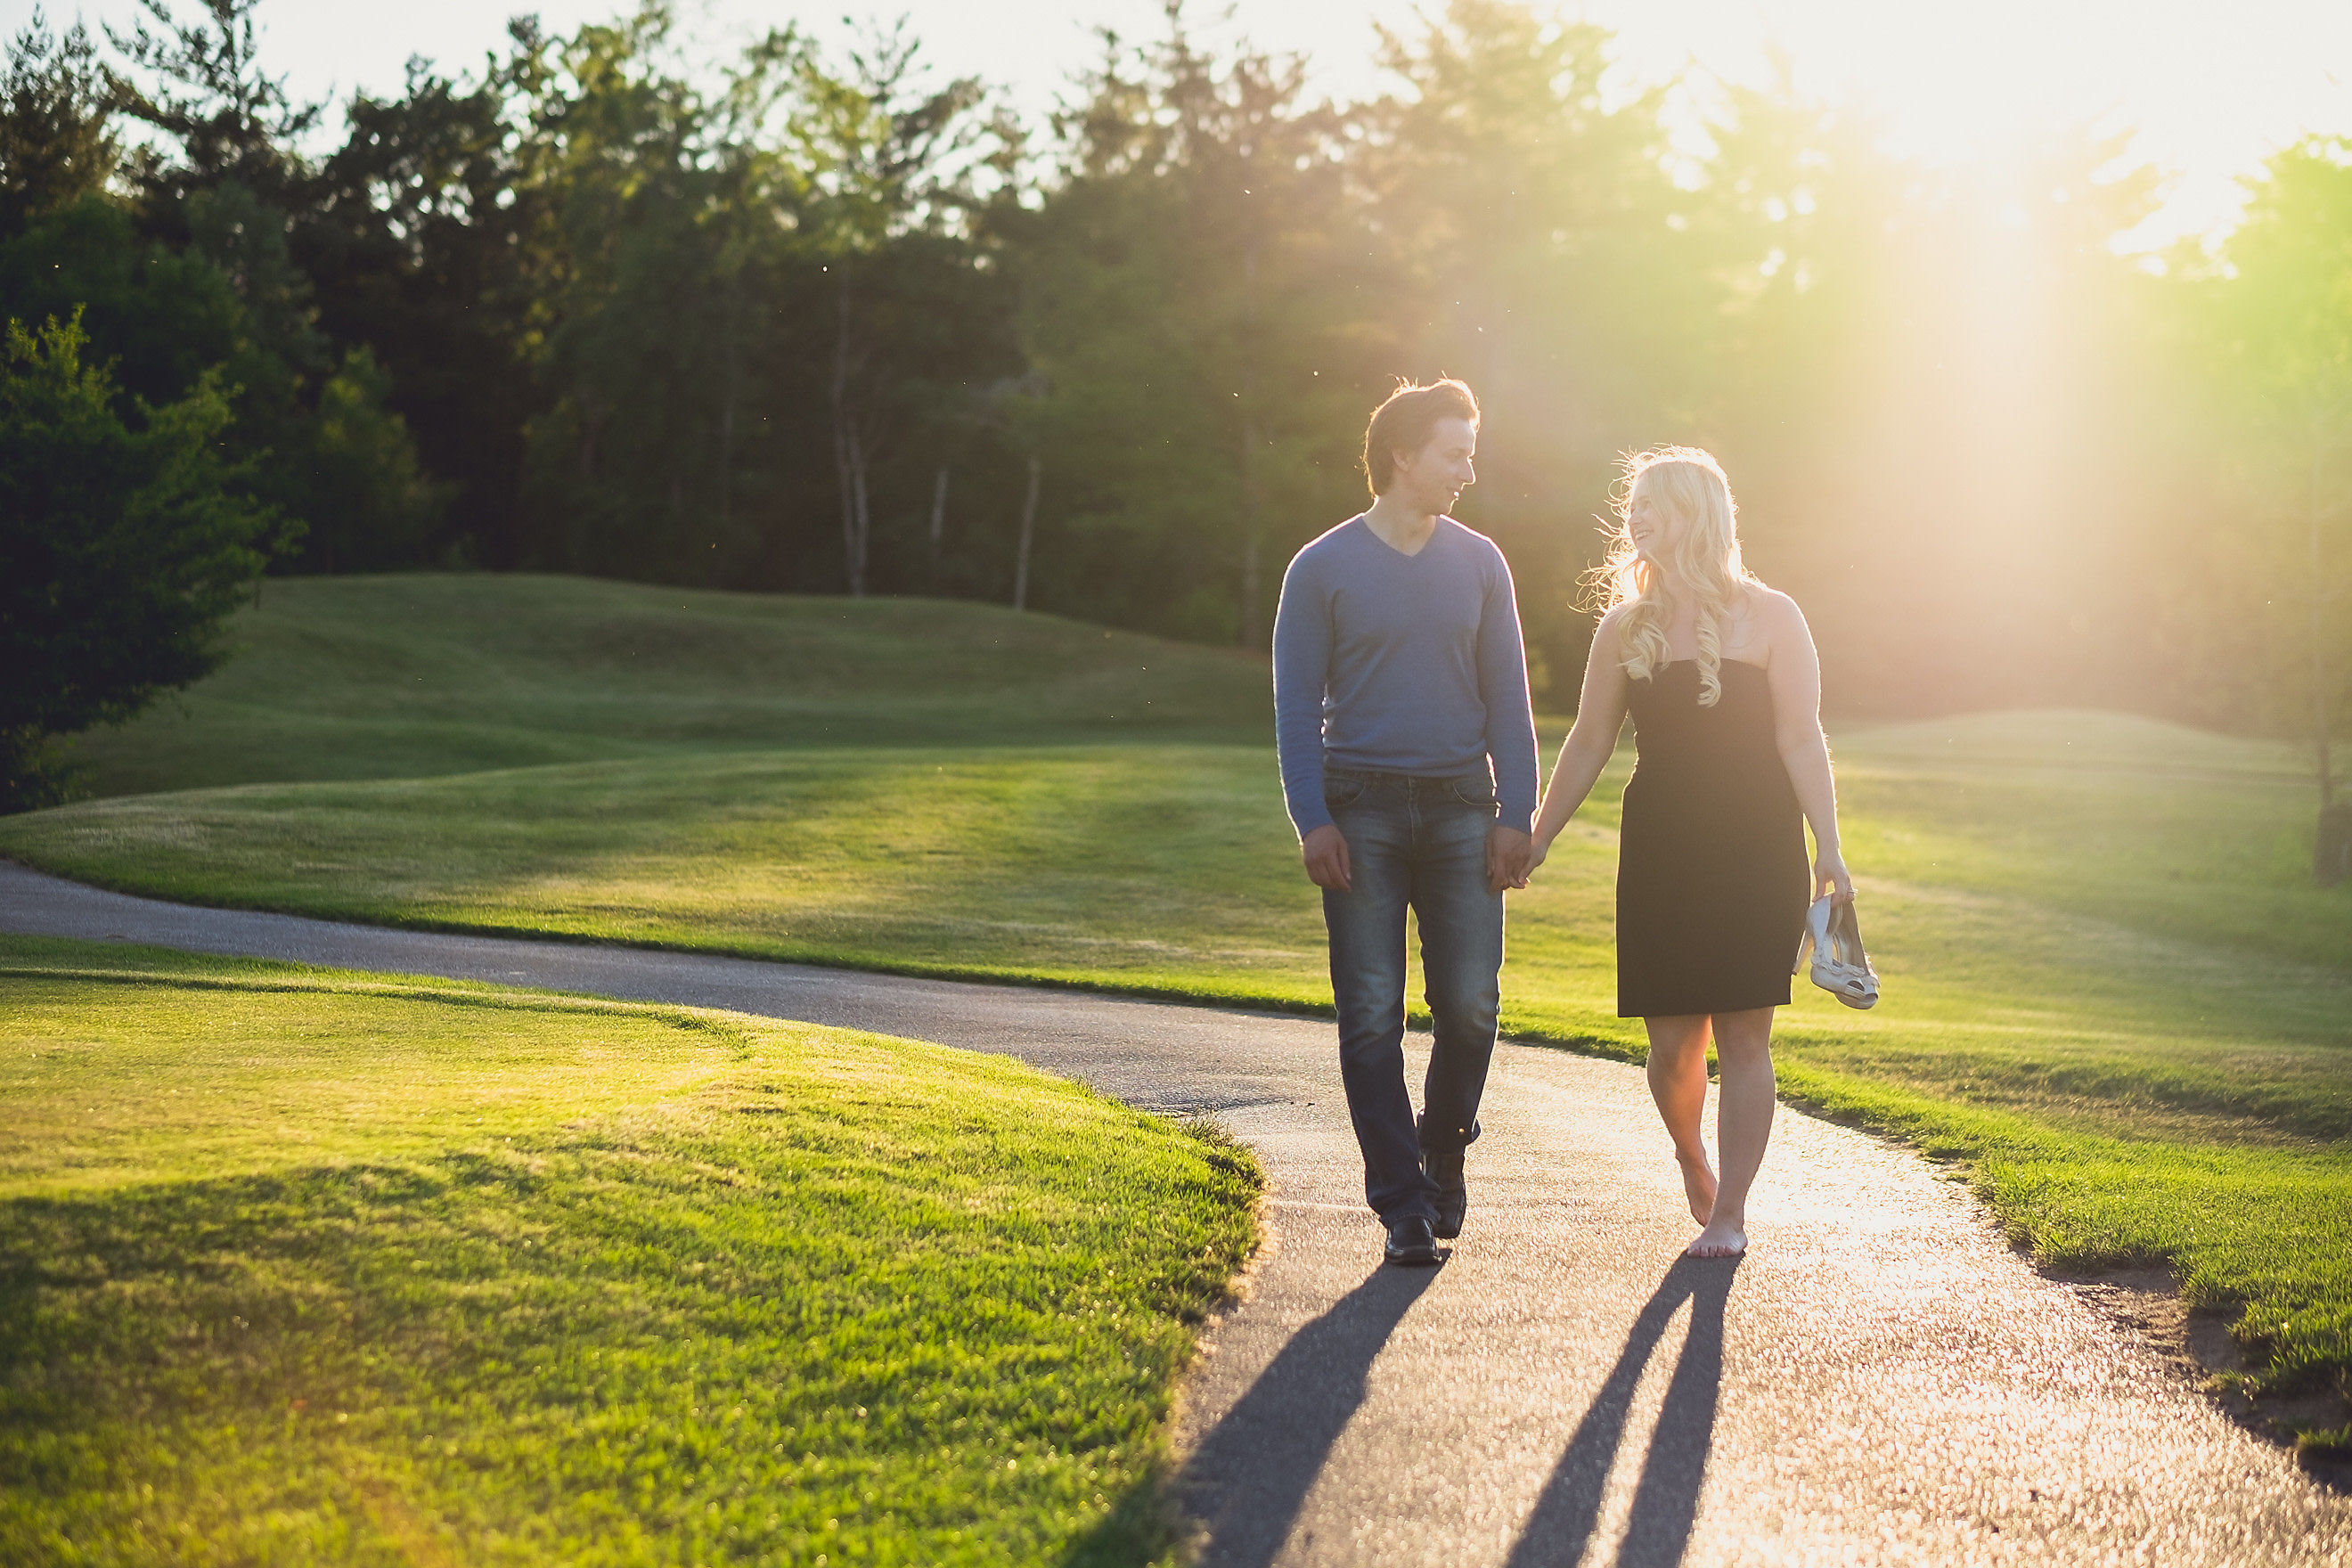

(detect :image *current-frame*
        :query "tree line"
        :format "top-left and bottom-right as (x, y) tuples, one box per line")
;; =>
(2, 0), (2346, 846)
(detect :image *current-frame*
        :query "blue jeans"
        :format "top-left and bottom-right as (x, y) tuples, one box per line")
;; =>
(1321, 767), (1506, 1224)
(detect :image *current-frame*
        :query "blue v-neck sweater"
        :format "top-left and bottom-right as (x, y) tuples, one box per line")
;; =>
(1271, 514), (1539, 839)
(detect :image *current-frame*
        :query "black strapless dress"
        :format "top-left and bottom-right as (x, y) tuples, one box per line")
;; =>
(1616, 658), (1810, 1017)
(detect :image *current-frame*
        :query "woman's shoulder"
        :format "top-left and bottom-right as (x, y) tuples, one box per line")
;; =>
(1735, 585), (1816, 666)
(1741, 584), (1807, 632)
(1592, 600), (1637, 641)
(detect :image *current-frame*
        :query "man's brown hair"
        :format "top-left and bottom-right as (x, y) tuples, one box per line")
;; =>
(1361, 379), (1480, 497)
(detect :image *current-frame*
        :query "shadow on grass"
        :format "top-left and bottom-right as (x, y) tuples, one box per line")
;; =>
(1504, 1254), (1739, 1568)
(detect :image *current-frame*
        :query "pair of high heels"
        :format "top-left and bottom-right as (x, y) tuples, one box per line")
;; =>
(1795, 895), (1879, 1009)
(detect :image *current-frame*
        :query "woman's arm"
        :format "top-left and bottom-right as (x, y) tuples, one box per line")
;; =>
(1761, 592), (1853, 903)
(1523, 610), (1632, 877)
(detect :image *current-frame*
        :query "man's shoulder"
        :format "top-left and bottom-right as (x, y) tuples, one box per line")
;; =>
(1440, 517), (1512, 573)
(1285, 515), (1368, 576)
(1296, 515), (1367, 557)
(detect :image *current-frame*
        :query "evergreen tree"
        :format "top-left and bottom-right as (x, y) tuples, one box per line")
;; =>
(0, 312), (283, 808)
(0, 9), (120, 237)
(102, 0), (441, 570)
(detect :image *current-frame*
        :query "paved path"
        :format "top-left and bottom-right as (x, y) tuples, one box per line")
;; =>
(4, 861), (2347, 1566)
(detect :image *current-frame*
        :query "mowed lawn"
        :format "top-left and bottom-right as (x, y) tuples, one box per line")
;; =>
(4, 575), (2348, 1434)
(53, 573), (1270, 799)
(0, 935), (1259, 1565)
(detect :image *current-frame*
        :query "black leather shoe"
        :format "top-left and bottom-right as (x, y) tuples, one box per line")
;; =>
(1384, 1214), (1440, 1266)
(1425, 1147), (1466, 1239)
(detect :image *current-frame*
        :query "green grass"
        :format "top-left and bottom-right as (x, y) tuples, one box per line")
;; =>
(53, 574), (1269, 797)
(12, 723), (2344, 1138)
(0, 935), (1260, 1565)
(6, 574), (2348, 1421)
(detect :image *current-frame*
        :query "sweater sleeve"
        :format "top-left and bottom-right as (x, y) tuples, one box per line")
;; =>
(1270, 548), (1334, 839)
(1477, 545), (1540, 833)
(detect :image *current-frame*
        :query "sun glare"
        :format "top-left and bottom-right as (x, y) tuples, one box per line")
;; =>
(10, 0), (2346, 244)
(1591, 0), (2352, 246)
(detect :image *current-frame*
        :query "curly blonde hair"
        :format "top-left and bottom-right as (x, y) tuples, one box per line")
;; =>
(1581, 446), (1762, 707)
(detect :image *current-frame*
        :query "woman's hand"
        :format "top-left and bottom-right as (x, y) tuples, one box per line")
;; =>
(1814, 846), (1854, 905)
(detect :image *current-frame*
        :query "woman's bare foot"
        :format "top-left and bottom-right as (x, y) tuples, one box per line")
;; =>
(1674, 1147), (1718, 1226)
(1685, 1217), (1746, 1258)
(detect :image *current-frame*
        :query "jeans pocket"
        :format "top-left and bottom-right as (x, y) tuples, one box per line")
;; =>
(1324, 774), (1368, 811)
(1448, 776), (1498, 810)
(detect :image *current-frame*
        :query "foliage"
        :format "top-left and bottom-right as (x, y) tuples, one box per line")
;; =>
(106, 0), (321, 213)
(0, 0), (439, 580)
(2, 0), (2348, 733)
(995, 17), (1380, 645)
(2174, 137), (2352, 772)
(295, 347), (447, 571)
(0, 939), (1261, 1563)
(0, 9), (119, 233)
(0, 191), (241, 404)
(1365, 4), (1699, 683)
(0, 312), (280, 809)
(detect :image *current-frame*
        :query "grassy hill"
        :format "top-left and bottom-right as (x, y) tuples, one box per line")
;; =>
(61, 575), (1271, 796)
(6, 573), (2348, 1445)
(0, 935), (1256, 1564)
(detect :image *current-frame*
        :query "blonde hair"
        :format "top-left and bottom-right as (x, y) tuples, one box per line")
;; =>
(1581, 446), (1761, 707)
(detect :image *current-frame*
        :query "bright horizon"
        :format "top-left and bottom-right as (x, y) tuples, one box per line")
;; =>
(6, 0), (2350, 247)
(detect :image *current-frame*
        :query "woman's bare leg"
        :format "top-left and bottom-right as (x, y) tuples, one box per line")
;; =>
(1643, 1014), (1717, 1225)
(1688, 1006), (1776, 1257)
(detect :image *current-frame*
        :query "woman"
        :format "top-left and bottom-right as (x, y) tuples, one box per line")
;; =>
(1524, 447), (1852, 1258)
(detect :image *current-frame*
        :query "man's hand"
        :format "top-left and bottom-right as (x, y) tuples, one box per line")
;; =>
(1488, 826), (1532, 893)
(1302, 824), (1352, 891)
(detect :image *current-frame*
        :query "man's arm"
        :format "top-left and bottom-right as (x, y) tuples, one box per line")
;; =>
(1475, 546), (1541, 889)
(1271, 551), (1350, 890)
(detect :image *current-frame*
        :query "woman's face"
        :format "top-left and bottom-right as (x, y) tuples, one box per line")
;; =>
(1628, 480), (1681, 567)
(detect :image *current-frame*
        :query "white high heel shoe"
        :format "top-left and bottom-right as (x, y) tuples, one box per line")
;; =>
(1795, 894), (1879, 1009)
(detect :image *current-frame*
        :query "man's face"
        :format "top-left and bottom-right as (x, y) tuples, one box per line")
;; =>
(1392, 417), (1477, 514)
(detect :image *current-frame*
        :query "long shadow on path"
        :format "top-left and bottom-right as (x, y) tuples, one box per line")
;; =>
(1506, 1254), (1739, 1568)
(1173, 1262), (1441, 1567)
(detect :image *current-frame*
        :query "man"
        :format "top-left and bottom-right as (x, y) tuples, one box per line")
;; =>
(1270, 379), (1539, 1267)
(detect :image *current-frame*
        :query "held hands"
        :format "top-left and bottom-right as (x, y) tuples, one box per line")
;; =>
(1301, 824), (1352, 891)
(1814, 845), (1855, 905)
(1305, 823), (1543, 894)
(1488, 826), (1534, 893)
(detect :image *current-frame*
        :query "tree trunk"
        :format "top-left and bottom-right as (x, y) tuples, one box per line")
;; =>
(572, 390), (608, 574)
(2310, 428), (2350, 885)
(577, 390), (606, 483)
(1014, 454), (1040, 612)
(829, 282), (866, 598)
(2313, 434), (2332, 813)
(1239, 415), (1264, 647)
(848, 418), (871, 599)
(717, 274), (743, 537)
(1237, 236), (1265, 649)
(928, 466), (949, 585)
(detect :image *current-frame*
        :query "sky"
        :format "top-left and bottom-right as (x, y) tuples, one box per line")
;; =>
(9, 0), (2351, 246)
